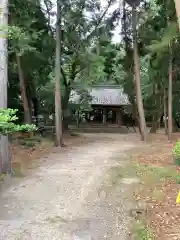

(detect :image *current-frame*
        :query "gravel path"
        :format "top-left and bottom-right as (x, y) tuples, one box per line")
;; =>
(0, 134), (138, 240)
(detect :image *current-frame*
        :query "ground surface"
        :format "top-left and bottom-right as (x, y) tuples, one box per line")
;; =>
(133, 134), (180, 240)
(0, 134), (141, 240)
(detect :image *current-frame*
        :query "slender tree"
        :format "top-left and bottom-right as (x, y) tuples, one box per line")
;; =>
(132, 5), (147, 141)
(55, 0), (64, 147)
(163, 88), (168, 134)
(168, 44), (173, 141)
(16, 55), (32, 124)
(174, 0), (180, 29)
(0, 0), (11, 173)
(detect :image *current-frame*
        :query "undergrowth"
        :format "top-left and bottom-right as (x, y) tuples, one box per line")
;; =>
(131, 220), (154, 240)
(134, 163), (180, 184)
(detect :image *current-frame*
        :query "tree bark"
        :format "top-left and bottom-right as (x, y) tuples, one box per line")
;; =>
(55, 0), (64, 147)
(174, 0), (180, 29)
(62, 86), (71, 132)
(130, 96), (141, 133)
(16, 54), (31, 124)
(32, 97), (39, 125)
(150, 114), (157, 133)
(168, 45), (173, 141)
(132, 6), (147, 141)
(150, 109), (163, 133)
(76, 110), (80, 128)
(163, 88), (168, 134)
(150, 84), (157, 133)
(150, 86), (163, 133)
(0, 0), (11, 174)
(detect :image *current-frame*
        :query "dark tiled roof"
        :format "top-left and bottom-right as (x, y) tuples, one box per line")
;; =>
(70, 87), (130, 105)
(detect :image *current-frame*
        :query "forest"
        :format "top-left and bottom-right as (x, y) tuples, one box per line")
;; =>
(0, 0), (180, 173)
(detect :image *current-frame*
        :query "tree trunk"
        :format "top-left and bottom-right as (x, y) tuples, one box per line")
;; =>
(16, 54), (31, 124)
(76, 110), (80, 128)
(132, 6), (147, 141)
(32, 97), (39, 125)
(130, 96), (141, 133)
(55, 0), (64, 147)
(150, 114), (157, 133)
(0, 0), (11, 174)
(174, 0), (180, 29)
(163, 88), (168, 134)
(150, 86), (162, 133)
(62, 86), (71, 132)
(172, 118), (178, 132)
(150, 109), (163, 133)
(168, 46), (173, 141)
(150, 84), (157, 133)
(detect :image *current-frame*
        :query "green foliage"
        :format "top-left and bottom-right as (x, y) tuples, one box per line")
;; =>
(172, 141), (180, 157)
(172, 141), (180, 166)
(148, 22), (178, 53)
(70, 89), (93, 120)
(0, 109), (36, 135)
(132, 220), (153, 240)
(8, 0), (54, 116)
(18, 137), (41, 148)
(8, 25), (37, 55)
(7, 0), (180, 132)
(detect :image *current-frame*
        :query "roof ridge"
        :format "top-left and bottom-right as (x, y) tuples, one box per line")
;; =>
(72, 84), (123, 89)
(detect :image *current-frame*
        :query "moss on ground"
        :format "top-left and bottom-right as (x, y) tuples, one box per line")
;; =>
(131, 219), (154, 240)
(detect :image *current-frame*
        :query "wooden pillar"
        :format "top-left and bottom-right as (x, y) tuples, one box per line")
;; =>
(112, 110), (116, 124)
(102, 108), (107, 125)
(116, 109), (122, 126)
(76, 110), (80, 128)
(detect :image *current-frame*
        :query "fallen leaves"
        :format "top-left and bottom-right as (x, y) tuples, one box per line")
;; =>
(10, 134), (87, 175)
(135, 133), (180, 240)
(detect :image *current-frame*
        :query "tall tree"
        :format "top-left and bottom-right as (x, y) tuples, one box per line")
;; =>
(9, 0), (54, 124)
(56, 0), (115, 130)
(168, 44), (173, 141)
(0, 0), (11, 173)
(174, 0), (180, 29)
(16, 54), (31, 123)
(132, 4), (147, 141)
(55, 0), (63, 146)
(163, 88), (168, 134)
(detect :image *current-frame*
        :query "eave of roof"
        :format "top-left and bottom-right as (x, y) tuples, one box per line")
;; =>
(70, 87), (130, 105)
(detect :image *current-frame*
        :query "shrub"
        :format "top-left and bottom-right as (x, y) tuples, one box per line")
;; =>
(19, 140), (36, 148)
(0, 108), (37, 135)
(172, 141), (180, 166)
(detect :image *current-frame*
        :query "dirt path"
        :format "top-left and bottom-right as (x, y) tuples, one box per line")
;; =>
(0, 134), (140, 240)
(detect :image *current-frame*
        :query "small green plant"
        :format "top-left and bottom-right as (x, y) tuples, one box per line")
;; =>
(0, 108), (36, 135)
(131, 220), (154, 240)
(135, 163), (180, 183)
(19, 140), (36, 148)
(172, 141), (180, 166)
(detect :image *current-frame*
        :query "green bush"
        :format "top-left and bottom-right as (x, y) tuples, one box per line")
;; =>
(0, 108), (37, 135)
(172, 141), (180, 166)
(19, 137), (41, 148)
(19, 140), (36, 148)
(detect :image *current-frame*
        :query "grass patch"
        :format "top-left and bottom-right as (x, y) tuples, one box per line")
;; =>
(109, 163), (137, 187)
(109, 166), (125, 186)
(131, 220), (154, 240)
(12, 161), (25, 177)
(45, 216), (67, 224)
(134, 163), (180, 184)
(151, 188), (165, 201)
